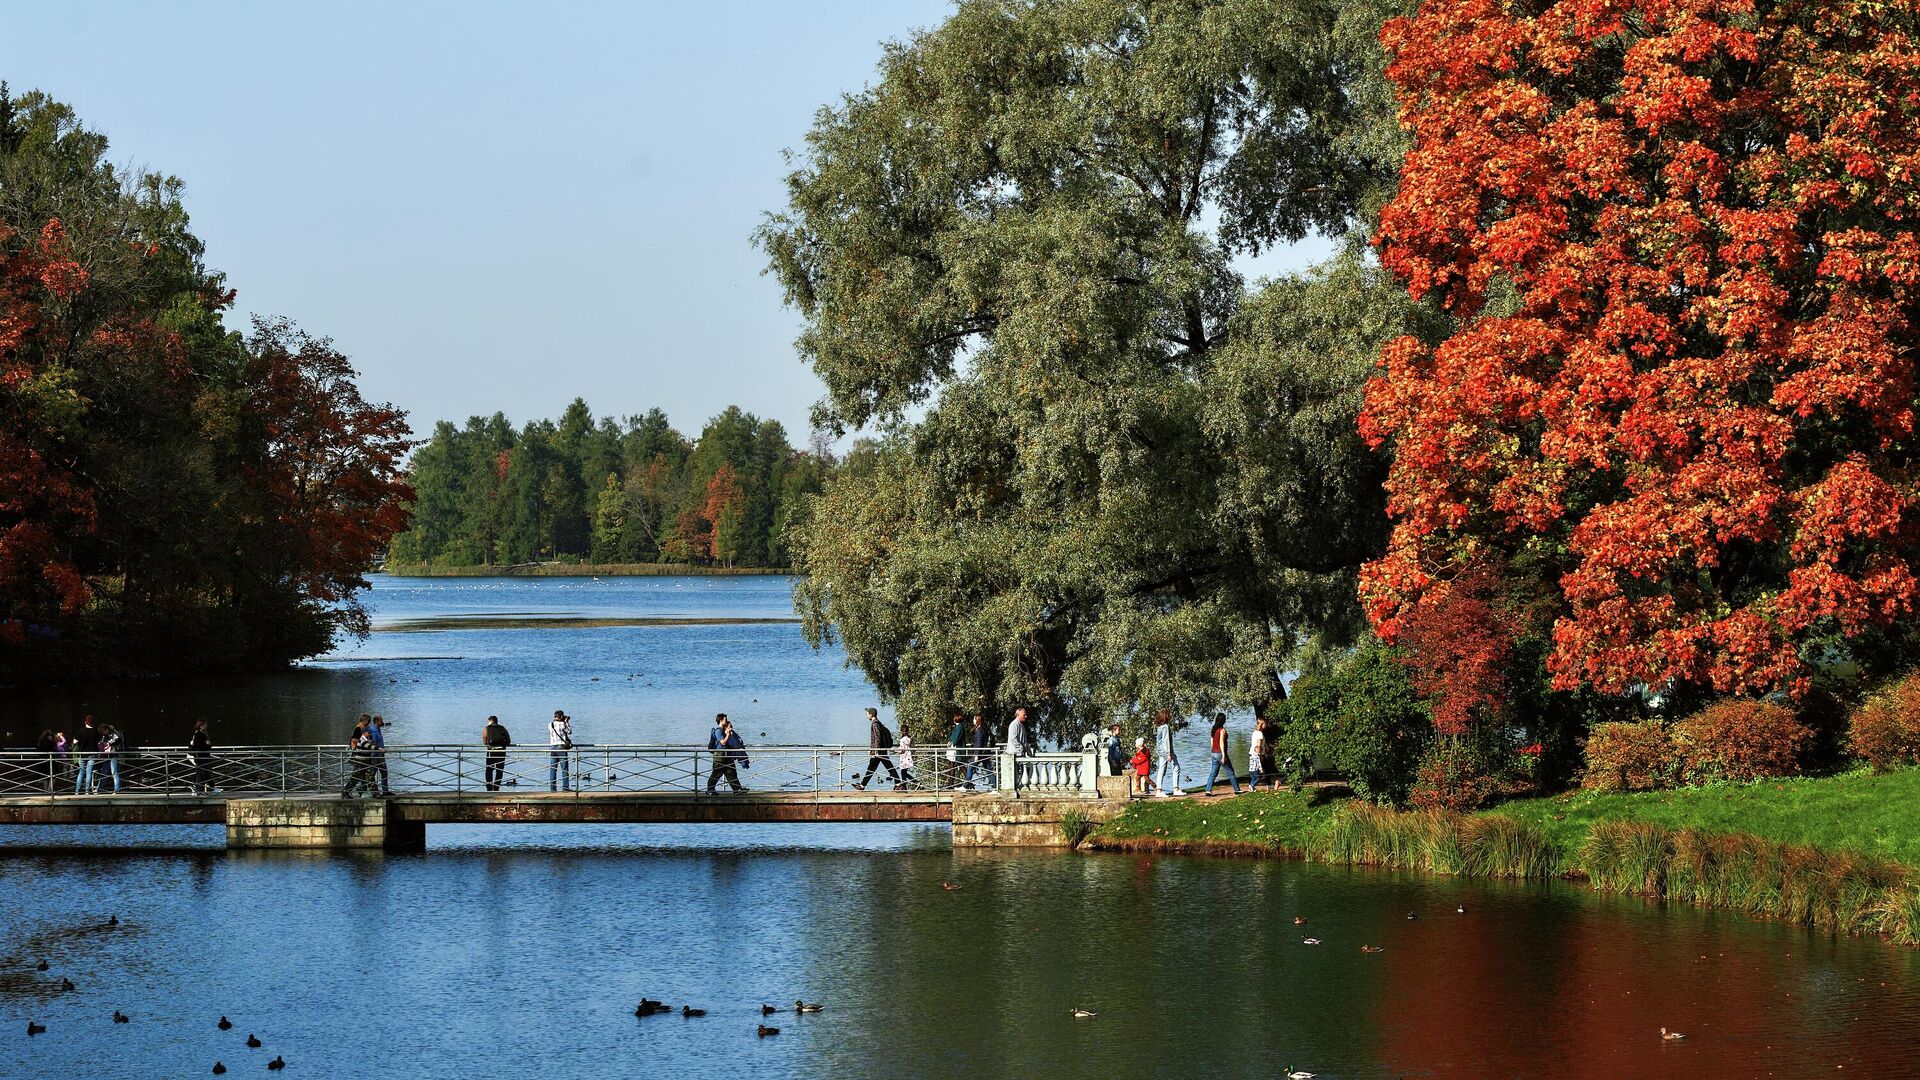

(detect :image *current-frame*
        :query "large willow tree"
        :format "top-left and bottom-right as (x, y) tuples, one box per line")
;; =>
(761, 0), (1424, 739)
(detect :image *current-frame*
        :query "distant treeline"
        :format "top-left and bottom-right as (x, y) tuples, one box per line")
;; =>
(389, 401), (830, 569)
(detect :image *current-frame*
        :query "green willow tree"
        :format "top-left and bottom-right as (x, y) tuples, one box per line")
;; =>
(762, 0), (1424, 740)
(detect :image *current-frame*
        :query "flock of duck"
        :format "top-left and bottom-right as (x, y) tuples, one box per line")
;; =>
(19, 903), (1690, 1071)
(19, 916), (286, 1073)
(631, 997), (824, 1038)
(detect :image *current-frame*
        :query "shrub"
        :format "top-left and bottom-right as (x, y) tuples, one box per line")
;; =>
(1671, 699), (1811, 783)
(1408, 740), (1501, 812)
(1276, 640), (1429, 805)
(1848, 673), (1920, 771)
(1581, 720), (1676, 792)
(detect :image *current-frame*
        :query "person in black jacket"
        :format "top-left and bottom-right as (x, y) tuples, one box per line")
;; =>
(854, 707), (900, 790)
(189, 718), (214, 795)
(481, 715), (512, 791)
(705, 714), (749, 794)
(965, 713), (991, 790)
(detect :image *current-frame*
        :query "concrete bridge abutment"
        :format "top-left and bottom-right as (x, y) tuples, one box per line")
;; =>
(224, 798), (424, 851)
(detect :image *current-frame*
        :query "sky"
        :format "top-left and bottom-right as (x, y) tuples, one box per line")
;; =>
(3, 1), (1332, 444)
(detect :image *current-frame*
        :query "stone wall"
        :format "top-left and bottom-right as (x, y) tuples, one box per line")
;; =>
(225, 798), (424, 851)
(950, 794), (1126, 848)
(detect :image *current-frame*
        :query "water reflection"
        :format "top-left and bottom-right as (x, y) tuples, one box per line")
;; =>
(0, 830), (1916, 1078)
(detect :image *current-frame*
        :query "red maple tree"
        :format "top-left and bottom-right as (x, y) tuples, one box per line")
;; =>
(1361, 0), (1920, 698)
(242, 319), (413, 609)
(0, 220), (97, 642)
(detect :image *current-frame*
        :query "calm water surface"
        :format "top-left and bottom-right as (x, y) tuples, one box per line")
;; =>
(1, 577), (1918, 1078)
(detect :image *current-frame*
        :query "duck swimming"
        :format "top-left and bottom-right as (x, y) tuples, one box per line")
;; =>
(1071, 1008), (1097, 1019)
(267, 1056), (286, 1070)
(757, 1025), (780, 1037)
(60, 977), (74, 991)
(212, 1063), (226, 1075)
(1661, 1027), (1686, 1040)
(1301, 938), (1321, 946)
(218, 1017), (232, 1031)
(682, 1006), (705, 1018)
(1292, 917), (1306, 925)
(761, 1004), (778, 1015)
(247, 1034), (262, 1048)
(795, 1000), (822, 1013)
(112, 1011), (129, 1024)
(35, 960), (47, 972)
(26, 1021), (45, 1036)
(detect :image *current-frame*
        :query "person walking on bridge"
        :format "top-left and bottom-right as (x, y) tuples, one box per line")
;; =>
(343, 716), (378, 798)
(965, 713), (990, 790)
(73, 715), (98, 795)
(945, 712), (965, 788)
(97, 723), (123, 794)
(706, 714), (748, 794)
(189, 718), (214, 796)
(548, 710), (574, 792)
(1007, 707), (1035, 758)
(1153, 710), (1182, 798)
(854, 707), (900, 791)
(896, 725), (917, 790)
(34, 730), (55, 794)
(482, 715), (512, 791)
(367, 715), (392, 796)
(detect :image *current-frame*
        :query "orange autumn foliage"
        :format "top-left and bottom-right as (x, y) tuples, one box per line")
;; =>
(1361, 0), (1920, 699)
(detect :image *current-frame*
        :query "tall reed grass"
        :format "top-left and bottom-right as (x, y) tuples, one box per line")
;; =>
(1581, 819), (1918, 943)
(1315, 803), (1561, 881)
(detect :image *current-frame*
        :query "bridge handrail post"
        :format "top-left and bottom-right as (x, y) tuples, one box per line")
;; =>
(998, 751), (1014, 794)
(1080, 750), (1099, 795)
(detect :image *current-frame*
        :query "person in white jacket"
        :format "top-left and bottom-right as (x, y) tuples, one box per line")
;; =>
(548, 710), (574, 792)
(1153, 710), (1181, 797)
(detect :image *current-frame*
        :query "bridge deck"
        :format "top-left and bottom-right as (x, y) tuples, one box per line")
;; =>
(0, 790), (956, 827)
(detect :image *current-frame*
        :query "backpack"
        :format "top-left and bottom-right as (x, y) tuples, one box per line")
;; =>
(876, 722), (894, 750)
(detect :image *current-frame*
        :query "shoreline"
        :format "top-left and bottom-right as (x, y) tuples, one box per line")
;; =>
(1081, 778), (1920, 946)
(380, 563), (791, 578)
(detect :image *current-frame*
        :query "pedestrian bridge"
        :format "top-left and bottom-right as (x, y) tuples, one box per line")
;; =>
(0, 745), (1118, 849)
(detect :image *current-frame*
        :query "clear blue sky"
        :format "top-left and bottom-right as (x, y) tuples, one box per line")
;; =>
(4, 2), (1329, 443)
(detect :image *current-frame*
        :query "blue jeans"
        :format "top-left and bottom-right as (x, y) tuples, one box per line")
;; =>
(549, 750), (571, 791)
(75, 755), (94, 794)
(1155, 755), (1179, 795)
(1206, 752), (1240, 794)
(963, 751), (987, 789)
(101, 756), (120, 793)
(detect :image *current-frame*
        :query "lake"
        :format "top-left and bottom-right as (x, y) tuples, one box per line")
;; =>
(2, 576), (1918, 1078)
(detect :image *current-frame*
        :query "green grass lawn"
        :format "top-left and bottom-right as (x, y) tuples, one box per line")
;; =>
(1093, 766), (1920, 870)
(1088, 788), (1342, 854)
(1487, 766), (1920, 868)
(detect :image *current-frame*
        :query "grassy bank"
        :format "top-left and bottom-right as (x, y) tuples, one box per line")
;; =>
(1488, 767), (1920, 867)
(1084, 767), (1920, 944)
(381, 562), (789, 578)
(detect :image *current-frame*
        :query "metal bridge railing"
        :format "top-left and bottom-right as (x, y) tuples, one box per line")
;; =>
(0, 744), (1096, 800)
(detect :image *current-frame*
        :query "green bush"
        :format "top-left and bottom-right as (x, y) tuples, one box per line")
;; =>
(1671, 699), (1811, 783)
(1276, 640), (1430, 805)
(1581, 720), (1676, 792)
